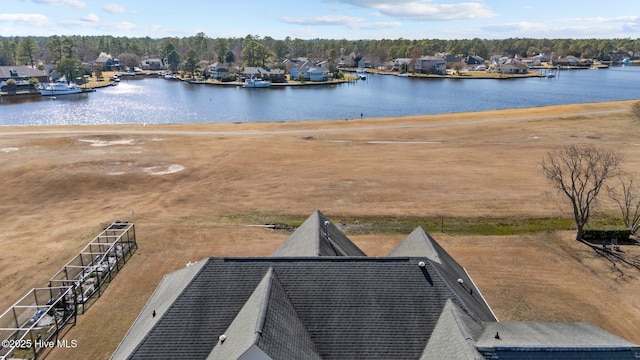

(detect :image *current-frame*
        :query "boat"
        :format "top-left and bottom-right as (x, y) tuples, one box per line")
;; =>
(39, 76), (83, 96)
(396, 73), (409, 77)
(356, 68), (367, 80)
(243, 76), (271, 88)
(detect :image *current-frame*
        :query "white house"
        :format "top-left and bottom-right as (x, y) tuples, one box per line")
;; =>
(489, 58), (529, 74)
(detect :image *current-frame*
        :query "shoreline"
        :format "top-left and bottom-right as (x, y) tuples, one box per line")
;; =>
(0, 99), (636, 133)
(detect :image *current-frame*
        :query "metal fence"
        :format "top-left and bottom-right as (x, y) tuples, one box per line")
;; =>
(0, 220), (136, 360)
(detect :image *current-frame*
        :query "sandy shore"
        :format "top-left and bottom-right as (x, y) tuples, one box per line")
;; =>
(1, 99), (640, 359)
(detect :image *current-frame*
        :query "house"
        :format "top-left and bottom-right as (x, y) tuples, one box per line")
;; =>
(515, 56), (542, 67)
(415, 56), (446, 75)
(393, 57), (412, 71)
(535, 53), (551, 62)
(555, 56), (593, 68)
(141, 58), (166, 71)
(440, 53), (461, 68)
(242, 67), (286, 83)
(290, 67), (328, 82)
(489, 58), (529, 74)
(0, 66), (47, 83)
(207, 62), (230, 80)
(464, 56), (486, 71)
(110, 210), (640, 359)
(94, 52), (120, 71)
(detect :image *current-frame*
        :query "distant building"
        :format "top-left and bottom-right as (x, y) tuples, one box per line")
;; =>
(415, 56), (446, 75)
(141, 58), (166, 71)
(489, 57), (529, 74)
(0, 66), (47, 83)
(242, 67), (286, 83)
(207, 62), (230, 79)
(111, 211), (640, 360)
(94, 52), (120, 71)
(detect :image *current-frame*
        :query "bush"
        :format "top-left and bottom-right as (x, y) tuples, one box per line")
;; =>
(220, 75), (236, 82)
(582, 229), (631, 243)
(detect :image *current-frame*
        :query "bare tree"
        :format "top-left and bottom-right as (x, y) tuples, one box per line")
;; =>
(541, 145), (622, 241)
(608, 174), (640, 235)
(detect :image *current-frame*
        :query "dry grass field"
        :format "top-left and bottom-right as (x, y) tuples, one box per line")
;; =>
(1, 100), (640, 359)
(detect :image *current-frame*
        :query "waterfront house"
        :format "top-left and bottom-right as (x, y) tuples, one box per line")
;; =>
(489, 58), (529, 74)
(290, 67), (328, 82)
(242, 67), (286, 83)
(141, 58), (166, 71)
(555, 56), (593, 68)
(111, 210), (640, 360)
(207, 62), (230, 80)
(0, 66), (47, 83)
(415, 56), (446, 75)
(393, 58), (412, 70)
(515, 55), (542, 67)
(463, 55), (485, 65)
(94, 52), (120, 71)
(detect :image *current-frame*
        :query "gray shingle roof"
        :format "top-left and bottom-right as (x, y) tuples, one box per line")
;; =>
(421, 300), (485, 360)
(118, 256), (489, 360)
(112, 211), (640, 360)
(271, 210), (366, 257)
(207, 267), (321, 360)
(389, 227), (497, 323)
(0, 65), (45, 80)
(476, 322), (640, 356)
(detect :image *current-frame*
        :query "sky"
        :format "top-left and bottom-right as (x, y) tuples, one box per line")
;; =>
(1, 0), (639, 40)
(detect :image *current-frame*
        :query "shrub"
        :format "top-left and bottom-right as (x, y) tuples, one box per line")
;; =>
(582, 229), (631, 243)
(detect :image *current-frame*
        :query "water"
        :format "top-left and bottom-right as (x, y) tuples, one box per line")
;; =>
(1, 66), (639, 126)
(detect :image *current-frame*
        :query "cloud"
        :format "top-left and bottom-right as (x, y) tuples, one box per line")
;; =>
(0, 13), (50, 27)
(112, 21), (137, 31)
(281, 15), (401, 31)
(81, 13), (99, 23)
(557, 15), (639, 23)
(281, 15), (365, 26)
(329, 0), (495, 21)
(103, 3), (128, 14)
(59, 12), (100, 27)
(481, 21), (631, 38)
(329, 0), (417, 5)
(355, 21), (402, 29)
(32, 0), (86, 8)
(375, 2), (495, 21)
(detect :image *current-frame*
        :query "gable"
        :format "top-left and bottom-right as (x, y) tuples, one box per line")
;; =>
(270, 210), (366, 257)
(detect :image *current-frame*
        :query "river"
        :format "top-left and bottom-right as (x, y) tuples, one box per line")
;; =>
(1, 66), (639, 126)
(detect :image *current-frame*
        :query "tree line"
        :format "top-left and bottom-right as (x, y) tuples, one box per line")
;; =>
(1, 34), (639, 70)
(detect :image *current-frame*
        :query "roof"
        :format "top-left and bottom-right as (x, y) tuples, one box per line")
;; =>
(115, 256), (490, 360)
(0, 66), (45, 79)
(476, 322), (640, 359)
(271, 210), (366, 257)
(112, 211), (640, 360)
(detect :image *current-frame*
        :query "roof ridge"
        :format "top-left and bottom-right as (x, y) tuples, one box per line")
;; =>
(426, 261), (486, 324)
(255, 267), (274, 336)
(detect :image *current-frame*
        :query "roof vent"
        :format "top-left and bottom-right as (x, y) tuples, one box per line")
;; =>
(457, 278), (464, 284)
(219, 334), (226, 343)
(418, 261), (426, 268)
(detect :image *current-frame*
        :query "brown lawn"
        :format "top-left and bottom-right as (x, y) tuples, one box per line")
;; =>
(1, 100), (640, 359)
